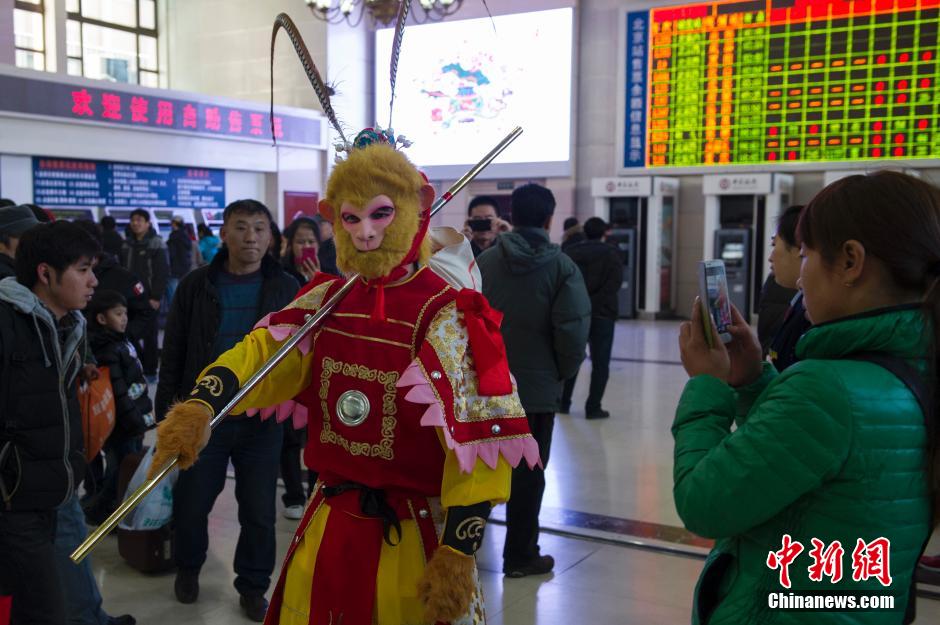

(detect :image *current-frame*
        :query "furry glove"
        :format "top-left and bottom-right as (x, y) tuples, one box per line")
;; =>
(147, 401), (212, 479)
(417, 545), (476, 623)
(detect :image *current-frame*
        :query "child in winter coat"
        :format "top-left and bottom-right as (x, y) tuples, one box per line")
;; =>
(84, 289), (155, 523)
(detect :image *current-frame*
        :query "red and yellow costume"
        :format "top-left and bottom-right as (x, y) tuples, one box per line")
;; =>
(154, 138), (538, 625)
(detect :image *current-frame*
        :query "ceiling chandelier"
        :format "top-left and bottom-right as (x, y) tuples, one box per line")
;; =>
(305, 0), (463, 27)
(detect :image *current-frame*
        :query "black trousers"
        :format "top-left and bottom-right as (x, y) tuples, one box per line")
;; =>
(561, 316), (616, 413)
(280, 423), (317, 507)
(141, 312), (159, 375)
(503, 411), (554, 567)
(0, 509), (65, 625)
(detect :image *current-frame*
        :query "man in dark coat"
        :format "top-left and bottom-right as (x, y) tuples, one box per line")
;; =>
(156, 200), (298, 621)
(478, 184), (590, 578)
(0, 222), (135, 625)
(123, 209), (168, 375)
(73, 220), (155, 357)
(99, 216), (125, 261)
(166, 216), (195, 303)
(561, 217), (624, 419)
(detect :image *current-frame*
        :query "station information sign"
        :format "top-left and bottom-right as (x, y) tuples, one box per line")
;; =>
(33, 157), (225, 209)
(632, 0), (940, 168)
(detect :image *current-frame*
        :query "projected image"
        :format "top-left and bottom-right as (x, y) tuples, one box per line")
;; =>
(417, 52), (515, 129)
(646, 0), (940, 167)
(375, 8), (572, 176)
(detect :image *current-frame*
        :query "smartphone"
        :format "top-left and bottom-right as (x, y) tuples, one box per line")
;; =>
(299, 247), (319, 265)
(468, 218), (492, 232)
(697, 260), (733, 346)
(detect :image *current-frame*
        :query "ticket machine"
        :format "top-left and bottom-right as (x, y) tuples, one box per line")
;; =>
(153, 208), (199, 238)
(45, 207), (100, 222)
(591, 176), (680, 319)
(199, 208), (225, 235)
(702, 173), (792, 319)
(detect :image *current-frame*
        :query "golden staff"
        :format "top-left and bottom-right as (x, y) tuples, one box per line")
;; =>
(72, 125), (523, 563)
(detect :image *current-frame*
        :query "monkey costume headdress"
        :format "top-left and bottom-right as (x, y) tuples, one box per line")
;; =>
(151, 8), (538, 625)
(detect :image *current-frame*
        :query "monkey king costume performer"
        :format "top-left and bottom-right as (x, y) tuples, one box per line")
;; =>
(150, 11), (538, 625)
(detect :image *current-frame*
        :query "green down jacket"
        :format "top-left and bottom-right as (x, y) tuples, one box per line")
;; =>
(673, 306), (931, 625)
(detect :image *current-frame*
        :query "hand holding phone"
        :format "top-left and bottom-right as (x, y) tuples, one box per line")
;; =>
(697, 260), (733, 345)
(298, 247), (320, 279)
(299, 246), (319, 266)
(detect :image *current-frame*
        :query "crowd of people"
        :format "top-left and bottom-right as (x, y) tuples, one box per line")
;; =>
(0, 168), (939, 625)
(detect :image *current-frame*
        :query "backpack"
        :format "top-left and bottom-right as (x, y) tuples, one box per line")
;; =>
(851, 352), (931, 625)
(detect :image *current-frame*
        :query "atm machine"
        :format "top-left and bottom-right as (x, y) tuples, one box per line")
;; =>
(45, 207), (100, 222)
(591, 176), (680, 319)
(153, 208), (199, 238)
(702, 173), (793, 319)
(199, 208), (225, 234)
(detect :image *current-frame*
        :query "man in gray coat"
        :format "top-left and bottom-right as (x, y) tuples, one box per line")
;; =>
(478, 183), (590, 577)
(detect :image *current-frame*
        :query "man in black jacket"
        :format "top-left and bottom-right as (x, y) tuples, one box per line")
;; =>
(478, 184), (591, 578)
(0, 204), (39, 279)
(99, 216), (125, 261)
(561, 217), (624, 419)
(156, 200), (298, 621)
(0, 222), (134, 625)
(166, 216), (195, 301)
(124, 209), (168, 376)
(74, 220), (156, 359)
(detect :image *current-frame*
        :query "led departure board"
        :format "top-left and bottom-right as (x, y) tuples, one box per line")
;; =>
(641, 0), (940, 168)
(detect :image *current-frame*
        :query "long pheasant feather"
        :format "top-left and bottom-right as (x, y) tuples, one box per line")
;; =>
(271, 13), (346, 144)
(388, 0), (412, 129)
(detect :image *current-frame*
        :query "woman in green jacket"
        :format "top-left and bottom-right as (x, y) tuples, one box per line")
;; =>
(674, 171), (938, 624)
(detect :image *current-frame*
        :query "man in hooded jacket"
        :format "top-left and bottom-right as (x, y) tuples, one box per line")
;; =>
(477, 183), (590, 577)
(0, 222), (134, 625)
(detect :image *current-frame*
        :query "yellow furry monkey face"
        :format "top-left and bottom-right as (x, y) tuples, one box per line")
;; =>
(320, 144), (434, 280)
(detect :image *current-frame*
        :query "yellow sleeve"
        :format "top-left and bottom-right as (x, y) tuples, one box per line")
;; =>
(200, 325), (315, 414)
(438, 429), (512, 508)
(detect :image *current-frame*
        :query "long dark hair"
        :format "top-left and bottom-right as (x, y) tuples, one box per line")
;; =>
(282, 217), (321, 268)
(798, 170), (940, 524)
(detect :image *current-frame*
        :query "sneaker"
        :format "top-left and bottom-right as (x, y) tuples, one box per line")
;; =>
(585, 408), (610, 420)
(107, 616), (136, 625)
(504, 554), (555, 578)
(239, 594), (269, 623)
(283, 505), (304, 520)
(920, 555), (940, 571)
(174, 569), (199, 604)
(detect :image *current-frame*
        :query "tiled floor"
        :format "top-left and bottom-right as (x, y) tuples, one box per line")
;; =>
(87, 320), (940, 624)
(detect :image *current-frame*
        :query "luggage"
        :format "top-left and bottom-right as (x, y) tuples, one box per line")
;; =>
(116, 447), (175, 573)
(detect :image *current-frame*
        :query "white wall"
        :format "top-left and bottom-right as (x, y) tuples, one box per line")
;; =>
(225, 169), (267, 207)
(327, 19), (372, 140)
(0, 154), (31, 203)
(576, 0), (624, 221)
(165, 0), (328, 111)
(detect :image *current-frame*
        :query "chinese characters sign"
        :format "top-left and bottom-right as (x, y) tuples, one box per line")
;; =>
(33, 157), (225, 209)
(624, 11), (650, 168)
(0, 73), (322, 147)
(767, 534), (892, 589)
(645, 0), (940, 167)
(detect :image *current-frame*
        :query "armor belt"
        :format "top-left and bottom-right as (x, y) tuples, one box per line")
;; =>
(321, 481), (403, 546)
